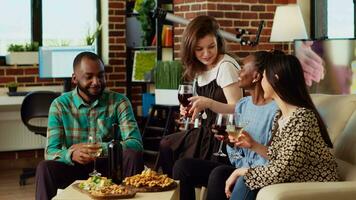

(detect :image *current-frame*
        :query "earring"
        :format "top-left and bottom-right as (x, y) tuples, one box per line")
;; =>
(252, 79), (257, 83)
(274, 74), (279, 80)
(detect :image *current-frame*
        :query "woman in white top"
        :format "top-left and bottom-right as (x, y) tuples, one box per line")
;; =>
(158, 15), (242, 176)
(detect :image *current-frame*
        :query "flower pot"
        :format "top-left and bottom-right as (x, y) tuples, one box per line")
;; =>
(5, 51), (38, 65)
(155, 89), (179, 105)
(8, 86), (17, 93)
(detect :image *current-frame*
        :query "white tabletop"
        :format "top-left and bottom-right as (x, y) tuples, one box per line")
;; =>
(0, 86), (62, 107)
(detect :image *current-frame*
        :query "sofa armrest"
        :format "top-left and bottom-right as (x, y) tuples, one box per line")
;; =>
(256, 181), (356, 200)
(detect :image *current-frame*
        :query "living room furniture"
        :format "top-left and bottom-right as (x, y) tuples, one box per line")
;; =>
(256, 94), (356, 200)
(196, 94), (356, 200)
(19, 91), (60, 185)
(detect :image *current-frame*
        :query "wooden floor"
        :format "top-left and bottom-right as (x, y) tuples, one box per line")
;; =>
(0, 169), (35, 200)
(0, 156), (155, 200)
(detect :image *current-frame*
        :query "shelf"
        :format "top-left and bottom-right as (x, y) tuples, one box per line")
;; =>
(127, 46), (157, 50)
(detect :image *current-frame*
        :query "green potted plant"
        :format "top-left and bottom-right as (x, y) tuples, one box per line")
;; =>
(6, 42), (39, 65)
(135, 0), (156, 46)
(6, 82), (18, 93)
(154, 60), (183, 105)
(85, 22), (102, 45)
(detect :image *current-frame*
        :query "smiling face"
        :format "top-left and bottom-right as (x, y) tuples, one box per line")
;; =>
(238, 55), (260, 90)
(72, 57), (106, 103)
(194, 34), (219, 68)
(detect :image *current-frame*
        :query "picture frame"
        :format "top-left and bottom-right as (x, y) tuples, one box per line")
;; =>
(132, 50), (156, 82)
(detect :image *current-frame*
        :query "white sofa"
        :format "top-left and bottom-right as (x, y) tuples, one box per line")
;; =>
(196, 94), (356, 200)
(257, 94), (356, 200)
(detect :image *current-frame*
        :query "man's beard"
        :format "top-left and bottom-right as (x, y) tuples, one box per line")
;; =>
(77, 82), (105, 101)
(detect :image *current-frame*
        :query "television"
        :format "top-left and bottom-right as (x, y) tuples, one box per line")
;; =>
(39, 46), (96, 92)
(294, 39), (356, 94)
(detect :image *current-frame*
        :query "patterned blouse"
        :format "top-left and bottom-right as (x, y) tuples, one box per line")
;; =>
(244, 107), (339, 190)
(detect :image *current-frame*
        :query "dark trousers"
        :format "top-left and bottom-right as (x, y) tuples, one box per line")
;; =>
(173, 158), (236, 200)
(35, 149), (144, 200)
(159, 135), (176, 177)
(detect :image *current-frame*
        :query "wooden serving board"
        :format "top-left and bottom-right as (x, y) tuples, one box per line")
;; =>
(72, 183), (136, 199)
(125, 181), (178, 193)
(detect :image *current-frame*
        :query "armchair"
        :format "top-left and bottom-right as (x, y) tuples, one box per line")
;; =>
(257, 94), (356, 200)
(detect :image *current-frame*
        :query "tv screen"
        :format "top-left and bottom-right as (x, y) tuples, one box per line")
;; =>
(295, 39), (356, 94)
(39, 46), (96, 78)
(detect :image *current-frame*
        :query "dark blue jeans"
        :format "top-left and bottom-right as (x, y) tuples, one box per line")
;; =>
(230, 176), (259, 200)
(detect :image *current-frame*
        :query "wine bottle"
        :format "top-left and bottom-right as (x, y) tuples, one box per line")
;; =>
(108, 123), (123, 184)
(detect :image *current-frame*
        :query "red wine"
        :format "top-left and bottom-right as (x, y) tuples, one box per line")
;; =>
(213, 125), (227, 136)
(178, 93), (193, 107)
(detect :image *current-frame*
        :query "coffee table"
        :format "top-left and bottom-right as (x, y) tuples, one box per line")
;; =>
(53, 180), (180, 200)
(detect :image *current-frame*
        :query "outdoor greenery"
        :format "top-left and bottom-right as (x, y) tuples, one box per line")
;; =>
(7, 42), (39, 52)
(154, 60), (183, 89)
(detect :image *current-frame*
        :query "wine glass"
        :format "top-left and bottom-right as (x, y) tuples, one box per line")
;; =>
(87, 134), (103, 177)
(227, 113), (249, 160)
(212, 113), (234, 157)
(178, 84), (193, 130)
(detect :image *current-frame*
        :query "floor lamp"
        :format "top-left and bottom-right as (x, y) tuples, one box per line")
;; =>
(270, 4), (308, 54)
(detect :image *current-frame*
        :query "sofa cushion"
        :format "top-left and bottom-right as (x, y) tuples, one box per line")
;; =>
(311, 94), (356, 181)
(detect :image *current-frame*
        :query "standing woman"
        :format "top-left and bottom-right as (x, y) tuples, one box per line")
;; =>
(158, 15), (242, 176)
(225, 52), (338, 200)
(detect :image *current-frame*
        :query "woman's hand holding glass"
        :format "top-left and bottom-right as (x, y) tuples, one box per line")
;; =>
(228, 130), (255, 149)
(226, 113), (249, 160)
(188, 96), (211, 120)
(178, 84), (193, 130)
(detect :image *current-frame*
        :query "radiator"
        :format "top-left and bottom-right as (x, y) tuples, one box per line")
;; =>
(0, 110), (46, 151)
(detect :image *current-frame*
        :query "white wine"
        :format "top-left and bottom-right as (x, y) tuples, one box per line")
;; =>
(87, 144), (102, 158)
(227, 126), (243, 138)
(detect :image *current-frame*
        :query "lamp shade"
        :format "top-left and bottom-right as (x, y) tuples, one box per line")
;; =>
(270, 4), (308, 42)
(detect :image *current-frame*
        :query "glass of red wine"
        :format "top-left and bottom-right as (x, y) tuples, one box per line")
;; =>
(178, 84), (193, 130)
(212, 113), (234, 157)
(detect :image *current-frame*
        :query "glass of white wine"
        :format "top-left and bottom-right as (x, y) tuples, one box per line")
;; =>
(227, 113), (248, 160)
(88, 134), (103, 177)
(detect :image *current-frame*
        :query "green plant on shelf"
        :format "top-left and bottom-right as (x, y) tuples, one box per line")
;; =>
(7, 42), (39, 52)
(135, 0), (156, 46)
(86, 22), (102, 45)
(6, 82), (18, 92)
(154, 60), (183, 89)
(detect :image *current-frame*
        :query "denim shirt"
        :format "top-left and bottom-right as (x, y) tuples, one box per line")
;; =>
(226, 96), (278, 168)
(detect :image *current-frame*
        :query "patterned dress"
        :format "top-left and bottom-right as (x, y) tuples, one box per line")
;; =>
(244, 107), (339, 190)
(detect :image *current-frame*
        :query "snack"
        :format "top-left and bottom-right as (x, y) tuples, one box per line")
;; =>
(78, 176), (133, 197)
(123, 168), (175, 189)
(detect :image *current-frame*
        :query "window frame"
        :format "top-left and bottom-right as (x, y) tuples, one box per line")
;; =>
(311, 0), (355, 39)
(31, 0), (101, 54)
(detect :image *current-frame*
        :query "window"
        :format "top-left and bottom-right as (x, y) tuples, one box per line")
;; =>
(42, 0), (98, 46)
(327, 0), (354, 38)
(0, 0), (99, 56)
(0, 0), (31, 55)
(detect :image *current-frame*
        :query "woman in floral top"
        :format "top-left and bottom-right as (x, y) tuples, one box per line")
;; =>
(225, 51), (338, 200)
